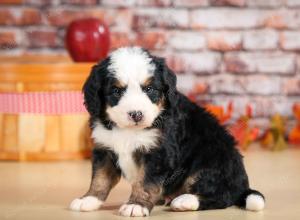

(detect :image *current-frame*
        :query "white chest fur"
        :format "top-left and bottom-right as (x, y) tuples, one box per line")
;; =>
(92, 122), (159, 182)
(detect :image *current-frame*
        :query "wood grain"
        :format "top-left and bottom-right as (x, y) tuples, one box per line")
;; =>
(0, 82), (17, 93)
(0, 63), (94, 92)
(0, 114), (3, 150)
(0, 54), (71, 63)
(44, 115), (61, 153)
(2, 114), (18, 152)
(18, 114), (45, 152)
(0, 60), (94, 160)
(60, 114), (90, 153)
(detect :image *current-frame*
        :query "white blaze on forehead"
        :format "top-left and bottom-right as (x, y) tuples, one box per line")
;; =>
(108, 47), (155, 84)
(106, 47), (161, 129)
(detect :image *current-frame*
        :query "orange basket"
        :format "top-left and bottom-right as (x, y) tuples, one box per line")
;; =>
(0, 60), (94, 161)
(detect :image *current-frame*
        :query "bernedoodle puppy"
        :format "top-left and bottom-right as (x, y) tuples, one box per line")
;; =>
(70, 47), (265, 217)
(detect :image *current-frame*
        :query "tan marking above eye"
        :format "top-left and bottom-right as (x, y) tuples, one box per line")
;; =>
(113, 80), (126, 89)
(141, 77), (154, 87)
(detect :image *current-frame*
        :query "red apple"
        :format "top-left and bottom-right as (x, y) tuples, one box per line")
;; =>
(65, 18), (110, 62)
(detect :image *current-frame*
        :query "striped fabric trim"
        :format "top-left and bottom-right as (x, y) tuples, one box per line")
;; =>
(0, 91), (87, 114)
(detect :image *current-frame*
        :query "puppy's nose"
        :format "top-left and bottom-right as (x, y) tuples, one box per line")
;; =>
(128, 111), (143, 123)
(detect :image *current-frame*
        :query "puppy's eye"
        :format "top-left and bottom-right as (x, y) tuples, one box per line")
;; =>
(144, 86), (154, 94)
(112, 87), (122, 97)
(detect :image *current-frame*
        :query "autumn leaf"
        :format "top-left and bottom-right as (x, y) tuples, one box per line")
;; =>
(288, 103), (300, 146)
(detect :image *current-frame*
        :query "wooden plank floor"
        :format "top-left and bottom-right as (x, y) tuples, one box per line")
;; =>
(0, 147), (300, 220)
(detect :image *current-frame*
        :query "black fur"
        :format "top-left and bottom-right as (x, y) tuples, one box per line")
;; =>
(82, 48), (264, 212)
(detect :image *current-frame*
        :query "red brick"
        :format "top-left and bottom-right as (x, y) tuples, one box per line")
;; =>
(25, 29), (59, 48)
(173, 0), (208, 7)
(0, 30), (21, 49)
(249, 96), (293, 117)
(263, 10), (286, 29)
(46, 8), (132, 30)
(79, 9), (131, 32)
(282, 76), (300, 95)
(191, 9), (264, 29)
(286, 0), (300, 7)
(211, 0), (246, 7)
(168, 31), (206, 50)
(0, 8), (41, 25)
(61, 0), (97, 5)
(207, 31), (242, 51)
(206, 74), (245, 94)
(107, 9), (133, 31)
(133, 9), (189, 30)
(243, 29), (278, 50)
(45, 8), (108, 27)
(280, 31), (300, 51)
(101, 0), (136, 7)
(176, 74), (198, 93)
(46, 9), (89, 27)
(110, 32), (133, 49)
(166, 52), (221, 74)
(263, 9), (300, 29)
(205, 74), (281, 95)
(225, 52), (296, 74)
(244, 75), (281, 95)
(24, 0), (59, 5)
(136, 0), (172, 7)
(134, 31), (166, 50)
(247, 0), (284, 8)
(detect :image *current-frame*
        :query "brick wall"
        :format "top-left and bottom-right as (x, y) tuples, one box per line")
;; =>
(0, 0), (300, 126)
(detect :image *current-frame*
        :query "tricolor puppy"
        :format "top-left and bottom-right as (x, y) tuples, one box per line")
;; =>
(70, 47), (265, 217)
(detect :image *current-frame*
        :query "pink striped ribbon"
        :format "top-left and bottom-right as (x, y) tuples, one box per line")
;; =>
(0, 91), (87, 114)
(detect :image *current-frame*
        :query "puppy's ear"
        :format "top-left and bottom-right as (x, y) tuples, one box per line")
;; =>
(162, 63), (177, 107)
(83, 58), (110, 116)
(152, 56), (178, 108)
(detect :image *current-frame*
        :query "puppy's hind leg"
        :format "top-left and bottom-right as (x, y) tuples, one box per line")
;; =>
(170, 194), (233, 211)
(70, 149), (121, 212)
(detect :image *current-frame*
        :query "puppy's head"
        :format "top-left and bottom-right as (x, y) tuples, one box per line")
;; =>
(83, 47), (177, 129)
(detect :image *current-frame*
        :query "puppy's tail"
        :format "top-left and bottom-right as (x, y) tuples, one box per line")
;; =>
(236, 189), (265, 211)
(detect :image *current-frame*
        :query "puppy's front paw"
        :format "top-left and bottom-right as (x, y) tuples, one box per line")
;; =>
(119, 204), (149, 217)
(69, 196), (103, 212)
(170, 194), (199, 211)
